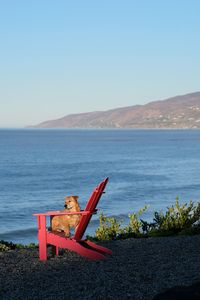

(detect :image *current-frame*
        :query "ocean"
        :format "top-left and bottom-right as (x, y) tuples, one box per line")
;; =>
(0, 129), (200, 244)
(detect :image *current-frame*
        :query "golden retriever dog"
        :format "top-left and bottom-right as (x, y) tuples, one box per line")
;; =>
(51, 196), (81, 237)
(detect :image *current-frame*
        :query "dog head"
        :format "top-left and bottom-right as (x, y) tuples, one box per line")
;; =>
(64, 196), (80, 211)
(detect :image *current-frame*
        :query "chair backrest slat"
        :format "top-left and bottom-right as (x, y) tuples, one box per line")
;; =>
(73, 177), (109, 240)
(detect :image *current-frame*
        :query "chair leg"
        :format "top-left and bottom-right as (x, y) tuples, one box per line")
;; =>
(52, 245), (59, 256)
(38, 215), (47, 261)
(39, 242), (47, 261)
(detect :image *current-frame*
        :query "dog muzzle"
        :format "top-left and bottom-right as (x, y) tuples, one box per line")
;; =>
(64, 204), (73, 210)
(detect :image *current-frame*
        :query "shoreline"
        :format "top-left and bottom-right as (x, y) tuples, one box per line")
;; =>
(1, 234), (200, 299)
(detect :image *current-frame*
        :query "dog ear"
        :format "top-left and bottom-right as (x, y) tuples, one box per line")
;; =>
(73, 196), (79, 202)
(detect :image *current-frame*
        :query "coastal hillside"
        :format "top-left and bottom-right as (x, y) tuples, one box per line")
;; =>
(29, 92), (200, 128)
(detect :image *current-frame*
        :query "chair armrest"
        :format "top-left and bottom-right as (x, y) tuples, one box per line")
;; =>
(33, 209), (97, 217)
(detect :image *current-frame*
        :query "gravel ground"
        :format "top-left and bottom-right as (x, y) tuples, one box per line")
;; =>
(0, 235), (200, 300)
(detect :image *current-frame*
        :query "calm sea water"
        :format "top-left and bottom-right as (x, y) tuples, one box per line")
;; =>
(0, 129), (200, 244)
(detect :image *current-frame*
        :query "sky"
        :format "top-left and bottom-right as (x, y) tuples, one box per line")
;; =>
(0, 0), (200, 127)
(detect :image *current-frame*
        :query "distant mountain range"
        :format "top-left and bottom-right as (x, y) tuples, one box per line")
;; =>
(29, 92), (200, 129)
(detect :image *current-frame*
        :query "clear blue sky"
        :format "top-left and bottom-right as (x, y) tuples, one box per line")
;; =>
(0, 0), (200, 127)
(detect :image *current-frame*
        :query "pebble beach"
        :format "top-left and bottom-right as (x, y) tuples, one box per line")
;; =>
(0, 235), (200, 300)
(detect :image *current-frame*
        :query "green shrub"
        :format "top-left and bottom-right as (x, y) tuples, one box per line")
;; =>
(0, 240), (38, 252)
(95, 213), (123, 240)
(0, 240), (16, 251)
(121, 205), (149, 237)
(95, 206), (149, 241)
(179, 224), (200, 236)
(151, 197), (200, 235)
(93, 198), (200, 241)
(0, 243), (10, 252)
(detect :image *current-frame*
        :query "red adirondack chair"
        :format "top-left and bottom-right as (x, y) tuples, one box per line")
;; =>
(33, 177), (112, 261)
